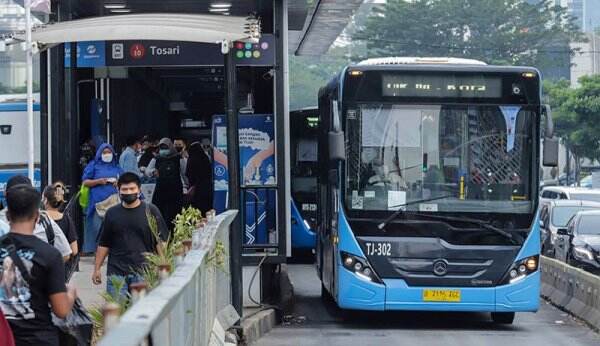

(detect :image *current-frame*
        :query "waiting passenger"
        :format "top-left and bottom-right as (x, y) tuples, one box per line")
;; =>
(146, 138), (186, 229)
(81, 144), (122, 255)
(119, 136), (142, 176)
(186, 142), (213, 214)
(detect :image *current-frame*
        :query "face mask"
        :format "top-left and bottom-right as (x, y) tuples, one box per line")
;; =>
(101, 153), (113, 163)
(159, 149), (170, 156)
(120, 193), (138, 205)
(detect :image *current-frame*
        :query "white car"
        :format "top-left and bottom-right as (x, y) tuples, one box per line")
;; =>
(540, 186), (600, 208)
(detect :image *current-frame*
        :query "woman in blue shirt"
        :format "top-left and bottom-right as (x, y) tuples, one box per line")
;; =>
(81, 143), (122, 254)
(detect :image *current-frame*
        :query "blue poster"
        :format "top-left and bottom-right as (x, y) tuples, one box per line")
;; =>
(0, 169), (41, 204)
(212, 115), (229, 214)
(211, 114), (277, 245)
(239, 114), (276, 187)
(76, 41), (106, 67)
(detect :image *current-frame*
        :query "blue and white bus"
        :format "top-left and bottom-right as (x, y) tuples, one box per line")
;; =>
(290, 107), (319, 251)
(0, 98), (42, 204)
(316, 57), (557, 324)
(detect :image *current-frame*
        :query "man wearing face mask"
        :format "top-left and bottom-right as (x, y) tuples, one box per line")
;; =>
(92, 172), (168, 297)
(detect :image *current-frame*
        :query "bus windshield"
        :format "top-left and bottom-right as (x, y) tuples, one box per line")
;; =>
(345, 104), (534, 214)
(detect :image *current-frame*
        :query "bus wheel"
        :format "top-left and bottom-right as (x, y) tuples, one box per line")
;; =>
(491, 312), (515, 324)
(321, 284), (333, 303)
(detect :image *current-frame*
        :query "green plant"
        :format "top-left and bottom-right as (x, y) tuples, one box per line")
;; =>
(173, 206), (203, 247)
(139, 208), (176, 285)
(206, 240), (228, 273)
(88, 276), (131, 341)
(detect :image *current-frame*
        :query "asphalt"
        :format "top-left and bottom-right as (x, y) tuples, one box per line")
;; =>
(254, 264), (600, 346)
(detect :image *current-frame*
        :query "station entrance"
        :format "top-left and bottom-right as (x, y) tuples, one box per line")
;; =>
(36, 7), (291, 313)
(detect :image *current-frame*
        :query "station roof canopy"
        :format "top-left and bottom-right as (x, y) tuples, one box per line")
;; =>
(13, 13), (259, 47)
(292, 0), (364, 56)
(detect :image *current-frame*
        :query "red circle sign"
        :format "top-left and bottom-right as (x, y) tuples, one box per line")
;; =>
(130, 44), (145, 59)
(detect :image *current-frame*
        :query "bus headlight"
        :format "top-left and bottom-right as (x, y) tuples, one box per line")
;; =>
(502, 255), (538, 284)
(341, 251), (383, 284)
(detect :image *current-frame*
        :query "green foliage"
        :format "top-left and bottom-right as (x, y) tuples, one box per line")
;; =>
(172, 206), (202, 248)
(88, 276), (131, 340)
(289, 51), (351, 110)
(544, 76), (600, 162)
(206, 240), (228, 273)
(355, 0), (584, 66)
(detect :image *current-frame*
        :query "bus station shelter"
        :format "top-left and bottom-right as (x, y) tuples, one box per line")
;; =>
(9, 0), (363, 313)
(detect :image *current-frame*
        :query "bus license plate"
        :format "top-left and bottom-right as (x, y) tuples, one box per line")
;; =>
(422, 289), (461, 302)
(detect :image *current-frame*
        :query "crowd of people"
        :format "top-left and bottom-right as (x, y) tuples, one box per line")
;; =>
(0, 135), (213, 345)
(81, 135), (213, 255)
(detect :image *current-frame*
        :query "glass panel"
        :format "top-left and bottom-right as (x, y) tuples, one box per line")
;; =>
(552, 206), (598, 227)
(570, 194), (600, 203)
(345, 104), (534, 213)
(578, 215), (600, 235)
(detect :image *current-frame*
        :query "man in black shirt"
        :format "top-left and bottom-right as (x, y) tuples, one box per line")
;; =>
(92, 172), (168, 297)
(0, 184), (76, 346)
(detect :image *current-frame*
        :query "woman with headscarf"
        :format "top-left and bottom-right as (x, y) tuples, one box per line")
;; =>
(146, 138), (186, 229)
(82, 143), (122, 255)
(186, 142), (213, 214)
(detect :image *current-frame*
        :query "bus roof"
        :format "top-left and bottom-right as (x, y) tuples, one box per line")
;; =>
(357, 57), (487, 66)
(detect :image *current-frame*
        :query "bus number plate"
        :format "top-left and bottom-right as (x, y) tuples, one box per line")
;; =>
(365, 242), (392, 256)
(422, 289), (461, 302)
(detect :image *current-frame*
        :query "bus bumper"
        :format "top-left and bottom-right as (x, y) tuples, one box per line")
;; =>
(337, 267), (539, 312)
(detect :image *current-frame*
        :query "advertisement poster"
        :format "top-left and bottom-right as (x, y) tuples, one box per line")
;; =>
(211, 114), (277, 245)
(239, 114), (276, 187)
(0, 169), (41, 204)
(212, 115), (229, 214)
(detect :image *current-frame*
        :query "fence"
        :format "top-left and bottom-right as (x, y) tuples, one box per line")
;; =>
(540, 255), (600, 330)
(99, 210), (239, 346)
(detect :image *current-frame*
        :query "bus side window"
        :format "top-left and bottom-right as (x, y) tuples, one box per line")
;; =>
(559, 193), (568, 199)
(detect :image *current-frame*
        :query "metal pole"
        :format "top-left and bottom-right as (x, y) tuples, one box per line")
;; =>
(26, 1), (34, 181)
(225, 48), (242, 317)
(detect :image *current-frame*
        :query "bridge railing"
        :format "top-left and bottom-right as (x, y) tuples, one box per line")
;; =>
(99, 210), (239, 346)
(541, 255), (600, 330)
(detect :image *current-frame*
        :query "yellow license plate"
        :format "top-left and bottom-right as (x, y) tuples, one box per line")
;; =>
(422, 289), (461, 302)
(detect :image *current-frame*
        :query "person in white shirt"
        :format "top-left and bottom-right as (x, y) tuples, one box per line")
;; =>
(0, 176), (72, 261)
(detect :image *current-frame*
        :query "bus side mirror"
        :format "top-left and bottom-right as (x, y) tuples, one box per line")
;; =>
(328, 131), (345, 161)
(543, 137), (559, 167)
(542, 105), (558, 167)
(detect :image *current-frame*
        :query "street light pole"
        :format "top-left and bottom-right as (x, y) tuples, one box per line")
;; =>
(25, 1), (35, 182)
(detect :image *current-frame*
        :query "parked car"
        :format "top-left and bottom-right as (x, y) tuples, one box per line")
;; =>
(539, 200), (600, 257)
(555, 210), (600, 272)
(580, 175), (592, 188)
(539, 186), (600, 208)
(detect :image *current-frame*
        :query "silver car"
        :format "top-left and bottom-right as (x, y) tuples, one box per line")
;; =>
(539, 200), (600, 257)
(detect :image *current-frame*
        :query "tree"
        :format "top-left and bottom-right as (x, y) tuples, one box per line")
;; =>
(544, 76), (600, 180)
(354, 0), (583, 66)
(289, 49), (350, 110)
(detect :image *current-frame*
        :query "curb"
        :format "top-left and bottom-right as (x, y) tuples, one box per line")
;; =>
(240, 308), (277, 345)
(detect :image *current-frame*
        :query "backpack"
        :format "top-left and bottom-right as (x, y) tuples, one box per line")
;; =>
(39, 213), (55, 246)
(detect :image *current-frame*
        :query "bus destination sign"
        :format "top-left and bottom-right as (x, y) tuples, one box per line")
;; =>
(382, 74), (502, 98)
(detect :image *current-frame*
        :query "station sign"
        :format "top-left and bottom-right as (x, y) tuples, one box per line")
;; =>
(64, 35), (275, 68)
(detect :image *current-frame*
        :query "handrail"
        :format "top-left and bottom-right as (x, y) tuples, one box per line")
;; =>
(99, 210), (238, 346)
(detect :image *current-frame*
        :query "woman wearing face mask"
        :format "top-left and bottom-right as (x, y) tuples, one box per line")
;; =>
(145, 138), (186, 230)
(82, 143), (123, 255)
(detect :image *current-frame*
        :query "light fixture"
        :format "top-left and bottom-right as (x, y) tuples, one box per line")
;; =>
(110, 8), (132, 13)
(209, 8), (229, 12)
(104, 3), (127, 9)
(210, 2), (232, 8)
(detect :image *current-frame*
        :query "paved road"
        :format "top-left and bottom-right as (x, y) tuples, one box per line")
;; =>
(255, 265), (600, 346)
(70, 256), (106, 308)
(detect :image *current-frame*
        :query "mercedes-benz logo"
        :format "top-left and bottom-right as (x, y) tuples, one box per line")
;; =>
(433, 260), (448, 276)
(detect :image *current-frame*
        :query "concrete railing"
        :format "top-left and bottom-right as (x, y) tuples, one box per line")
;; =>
(99, 210), (239, 346)
(541, 256), (600, 330)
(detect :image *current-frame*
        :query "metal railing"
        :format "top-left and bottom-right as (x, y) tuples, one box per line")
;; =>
(99, 210), (239, 346)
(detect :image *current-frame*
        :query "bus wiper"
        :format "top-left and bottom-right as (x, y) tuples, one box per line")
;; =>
(400, 212), (518, 245)
(376, 196), (518, 244)
(377, 195), (454, 230)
